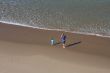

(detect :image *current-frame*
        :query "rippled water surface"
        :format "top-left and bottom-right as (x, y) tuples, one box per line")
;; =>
(0, 0), (110, 37)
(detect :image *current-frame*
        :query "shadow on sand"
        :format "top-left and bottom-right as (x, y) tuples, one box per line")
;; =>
(54, 42), (61, 45)
(53, 41), (81, 48)
(66, 41), (81, 48)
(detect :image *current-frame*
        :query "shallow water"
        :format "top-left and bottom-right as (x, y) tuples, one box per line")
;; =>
(0, 0), (110, 37)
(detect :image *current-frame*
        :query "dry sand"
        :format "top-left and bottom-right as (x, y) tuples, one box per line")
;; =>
(0, 22), (110, 73)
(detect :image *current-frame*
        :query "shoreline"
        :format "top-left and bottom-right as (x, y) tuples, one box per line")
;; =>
(0, 21), (110, 73)
(0, 20), (110, 38)
(0, 21), (110, 57)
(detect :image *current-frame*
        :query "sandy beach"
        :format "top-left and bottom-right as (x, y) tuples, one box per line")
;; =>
(0, 22), (110, 73)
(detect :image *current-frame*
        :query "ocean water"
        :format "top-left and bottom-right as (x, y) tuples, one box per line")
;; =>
(0, 0), (110, 37)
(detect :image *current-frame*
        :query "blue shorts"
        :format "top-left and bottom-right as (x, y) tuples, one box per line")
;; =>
(61, 39), (66, 44)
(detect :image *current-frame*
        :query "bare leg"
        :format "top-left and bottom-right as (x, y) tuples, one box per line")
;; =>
(63, 44), (65, 48)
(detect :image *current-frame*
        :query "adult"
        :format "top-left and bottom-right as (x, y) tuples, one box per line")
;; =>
(60, 33), (67, 48)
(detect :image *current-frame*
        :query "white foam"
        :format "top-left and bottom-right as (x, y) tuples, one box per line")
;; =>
(0, 20), (110, 38)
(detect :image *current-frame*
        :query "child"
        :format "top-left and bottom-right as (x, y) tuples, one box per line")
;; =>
(50, 37), (56, 45)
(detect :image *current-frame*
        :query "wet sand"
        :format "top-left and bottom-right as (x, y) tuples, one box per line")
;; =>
(0, 22), (110, 73)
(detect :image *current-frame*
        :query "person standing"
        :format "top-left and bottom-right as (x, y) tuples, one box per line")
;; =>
(50, 37), (56, 45)
(60, 33), (67, 48)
